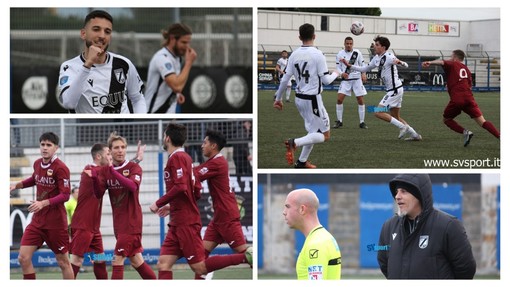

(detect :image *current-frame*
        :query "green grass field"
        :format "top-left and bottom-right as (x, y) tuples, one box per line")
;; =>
(258, 90), (500, 168)
(10, 265), (252, 280)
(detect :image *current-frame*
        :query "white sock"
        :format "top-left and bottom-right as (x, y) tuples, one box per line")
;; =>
(286, 87), (291, 100)
(407, 126), (419, 137)
(295, 133), (325, 146)
(336, 104), (344, 122)
(299, 144), (314, 162)
(390, 117), (406, 129)
(358, 104), (365, 123)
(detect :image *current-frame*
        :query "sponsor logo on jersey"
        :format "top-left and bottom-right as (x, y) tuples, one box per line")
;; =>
(135, 175), (141, 182)
(419, 235), (429, 249)
(307, 265), (323, 280)
(87, 79), (94, 87)
(91, 91), (126, 107)
(59, 76), (69, 86)
(199, 167), (209, 175)
(176, 168), (183, 178)
(309, 249), (319, 259)
(64, 179), (69, 188)
(114, 69), (126, 84)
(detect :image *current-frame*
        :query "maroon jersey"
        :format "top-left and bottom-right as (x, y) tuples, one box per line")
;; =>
(157, 148), (201, 226)
(27, 155), (70, 229)
(104, 160), (143, 235)
(71, 164), (106, 232)
(194, 154), (240, 223)
(442, 60), (473, 99)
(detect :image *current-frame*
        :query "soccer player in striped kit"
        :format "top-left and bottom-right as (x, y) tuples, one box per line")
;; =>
(57, 10), (146, 113)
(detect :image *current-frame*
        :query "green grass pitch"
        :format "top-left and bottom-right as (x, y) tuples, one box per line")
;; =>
(258, 90), (500, 168)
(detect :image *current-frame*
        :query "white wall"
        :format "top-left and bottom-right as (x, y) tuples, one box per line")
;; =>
(258, 10), (500, 53)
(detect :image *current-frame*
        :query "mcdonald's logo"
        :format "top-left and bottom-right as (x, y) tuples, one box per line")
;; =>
(432, 74), (444, 86)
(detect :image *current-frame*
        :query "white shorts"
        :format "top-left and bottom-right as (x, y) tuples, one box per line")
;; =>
(295, 94), (330, 133)
(337, 79), (367, 97)
(379, 87), (403, 108)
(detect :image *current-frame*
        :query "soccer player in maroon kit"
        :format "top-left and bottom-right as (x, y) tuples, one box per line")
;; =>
(193, 129), (251, 279)
(149, 123), (252, 280)
(95, 132), (156, 279)
(69, 143), (112, 279)
(10, 132), (74, 279)
(422, 50), (500, 146)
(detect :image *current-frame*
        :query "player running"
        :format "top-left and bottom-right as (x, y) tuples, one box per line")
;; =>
(275, 50), (294, 102)
(334, 36), (368, 129)
(283, 188), (341, 280)
(193, 129), (251, 279)
(10, 132), (74, 279)
(273, 23), (340, 168)
(149, 123), (252, 280)
(342, 35), (422, 141)
(422, 49), (500, 146)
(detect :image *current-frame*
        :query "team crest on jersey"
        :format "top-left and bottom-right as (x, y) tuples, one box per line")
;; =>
(176, 168), (183, 178)
(165, 63), (172, 71)
(47, 169), (53, 176)
(419, 235), (429, 249)
(123, 170), (130, 176)
(114, 69), (126, 84)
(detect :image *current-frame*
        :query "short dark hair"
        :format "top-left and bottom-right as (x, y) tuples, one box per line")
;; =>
(84, 10), (113, 27)
(162, 23), (192, 44)
(281, 50), (287, 54)
(91, 143), (108, 159)
(374, 35), (390, 50)
(344, 36), (353, 42)
(205, 129), (227, 151)
(299, 23), (315, 41)
(165, 123), (187, 147)
(452, 49), (466, 61)
(39, 132), (59, 145)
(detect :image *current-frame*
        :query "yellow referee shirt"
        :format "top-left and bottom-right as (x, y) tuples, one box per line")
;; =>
(296, 226), (342, 280)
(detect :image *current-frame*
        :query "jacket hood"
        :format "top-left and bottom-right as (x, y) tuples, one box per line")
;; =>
(389, 174), (433, 216)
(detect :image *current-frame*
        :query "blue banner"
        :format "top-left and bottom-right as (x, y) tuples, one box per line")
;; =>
(359, 183), (463, 268)
(258, 184), (264, 268)
(10, 247), (236, 268)
(294, 184), (329, 260)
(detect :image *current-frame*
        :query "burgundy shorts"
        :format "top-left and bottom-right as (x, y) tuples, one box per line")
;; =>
(203, 220), (246, 249)
(114, 233), (143, 257)
(70, 228), (104, 257)
(20, 224), (69, 254)
(160, 224), (205, 264)
(443, 97), (482, 119)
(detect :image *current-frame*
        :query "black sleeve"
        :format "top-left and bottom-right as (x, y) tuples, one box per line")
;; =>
(445, 218), (477, 279)
(377, 220), (390, 278)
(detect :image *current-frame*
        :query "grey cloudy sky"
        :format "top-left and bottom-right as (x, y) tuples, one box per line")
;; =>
(380, 8), (500, 21)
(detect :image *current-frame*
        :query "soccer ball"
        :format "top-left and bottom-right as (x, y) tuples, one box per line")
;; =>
(350, 21), (364, 36)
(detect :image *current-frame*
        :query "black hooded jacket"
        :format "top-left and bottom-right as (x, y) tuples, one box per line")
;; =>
(377, 174), (476, 279)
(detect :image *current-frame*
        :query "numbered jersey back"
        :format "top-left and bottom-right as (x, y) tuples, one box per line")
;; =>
(286, 46), (329, 95)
